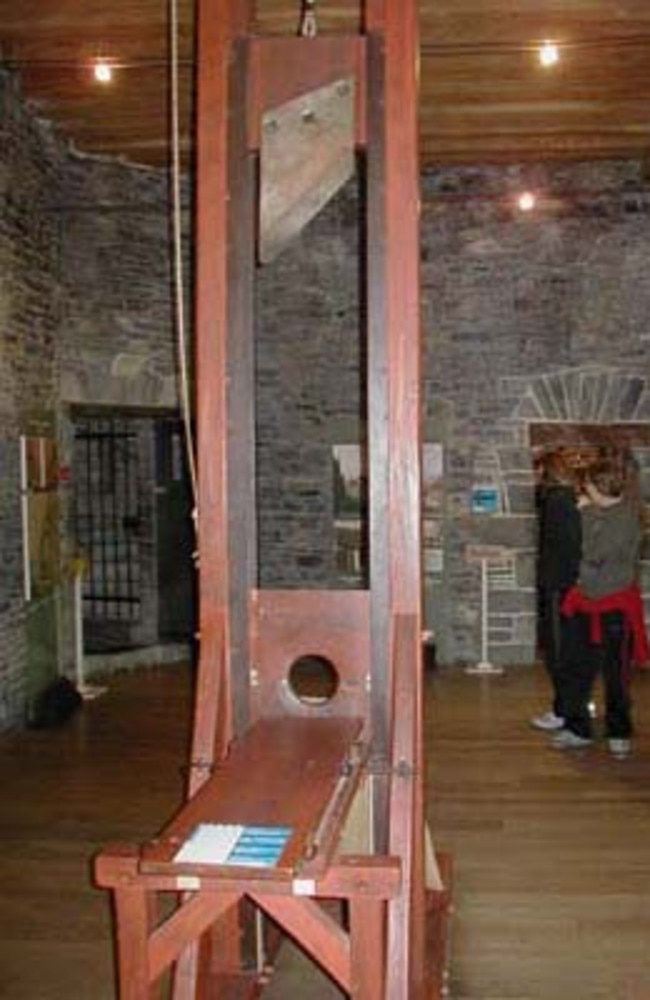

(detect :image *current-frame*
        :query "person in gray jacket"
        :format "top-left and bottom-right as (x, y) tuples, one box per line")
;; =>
(552, 456), (646, 758)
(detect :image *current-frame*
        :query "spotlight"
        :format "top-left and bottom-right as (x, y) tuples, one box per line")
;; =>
(517, 191), (536, 212)
(93, 59), (114, 84)
(538, 40), (560, 68)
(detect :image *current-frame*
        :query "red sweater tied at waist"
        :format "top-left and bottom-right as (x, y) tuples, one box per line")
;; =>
(561, 583), (650, 667)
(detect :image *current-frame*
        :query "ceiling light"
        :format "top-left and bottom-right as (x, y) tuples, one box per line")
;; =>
(538, 40), (560, 68)
(93, 60), (114, 84)
(517, 191), (536, 212)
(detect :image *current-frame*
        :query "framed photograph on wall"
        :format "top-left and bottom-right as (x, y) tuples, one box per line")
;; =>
(333, 444), (367, 585)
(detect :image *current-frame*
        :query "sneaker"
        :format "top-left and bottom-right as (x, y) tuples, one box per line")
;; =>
(608, 738), (631, 759)
(531, 710), (565, 731)
(551, 728), (593, 749)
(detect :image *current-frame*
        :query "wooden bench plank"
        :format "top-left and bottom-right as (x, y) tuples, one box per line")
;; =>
(141, 716), (365, 876)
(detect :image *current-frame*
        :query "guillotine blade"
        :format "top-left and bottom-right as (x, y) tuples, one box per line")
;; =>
(259, 77), (355, 263)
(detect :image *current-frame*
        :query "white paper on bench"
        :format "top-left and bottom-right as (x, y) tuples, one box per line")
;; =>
(174, 824), (244, 865)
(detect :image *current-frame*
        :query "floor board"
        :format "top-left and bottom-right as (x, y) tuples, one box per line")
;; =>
(1, 662), (650, 998)
(427, 666), (650, 1000)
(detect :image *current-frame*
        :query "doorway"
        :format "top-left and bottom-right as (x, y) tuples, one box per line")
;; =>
(70, 410), (196, 652)
(154, 417), (197, 642)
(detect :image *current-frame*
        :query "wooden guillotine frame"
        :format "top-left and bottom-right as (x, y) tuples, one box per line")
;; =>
(95, 1), (452, 997)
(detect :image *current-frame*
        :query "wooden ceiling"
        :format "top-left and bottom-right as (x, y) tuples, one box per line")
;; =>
(2, 1), (650, 170)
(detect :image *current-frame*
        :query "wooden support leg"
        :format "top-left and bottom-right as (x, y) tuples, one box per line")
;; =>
(113, 884), (156, 1000)
(206, 900), (243, 980)
(169, 894), (242, 1000)
(349, 897), (385, 1000)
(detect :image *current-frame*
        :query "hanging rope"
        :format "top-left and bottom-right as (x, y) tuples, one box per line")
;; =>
(168, 0), (199, 541)
(298, 0), (318, 38)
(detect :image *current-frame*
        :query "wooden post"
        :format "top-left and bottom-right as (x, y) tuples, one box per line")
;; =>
(364, 0), (426, 995)
(174, 1), (256, 994)
(349, 897), (386, 999)
(191, 0), (256, 781)
(113, 884), (156, 999)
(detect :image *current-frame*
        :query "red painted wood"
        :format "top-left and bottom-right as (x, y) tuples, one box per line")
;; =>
(249, 589), (370, 720)
(363, 0), (386, 31)
(113, 883), (155, 999)
(98, 1), (436, 996)
(149, 892), (238, 983)
(386, 615), (419, 998)
(424, 854), (454, 999)
(192, 0), (238, 784)
(182, 3), (256, 993)
(248, 36), (366, 150)
(364, 0), (426, 991)
(364, 7), (426, 995)
(97, 848), (400, 901)
(365, 29), (392, 802)
(224, 39), (258, 739)
(317, 856), (400, 899)
(349, 896), (386, 999)
(383, 3), (422, 616)
(143, 716), (364, 877)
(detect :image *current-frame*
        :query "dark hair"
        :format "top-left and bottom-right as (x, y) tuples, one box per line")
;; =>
(586, 458), (625, 498)
(543, 448), (573, 485)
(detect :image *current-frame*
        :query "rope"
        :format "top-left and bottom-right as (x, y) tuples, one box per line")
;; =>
(169, 0), (199, 540)
(298, 0), (318, 38)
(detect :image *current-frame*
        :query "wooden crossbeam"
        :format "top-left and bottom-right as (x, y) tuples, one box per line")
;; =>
(250, 895), (351, 990)
(96, 848), (400, 901)
(149, 891), (238, 983)
(95, 844), (401, 997)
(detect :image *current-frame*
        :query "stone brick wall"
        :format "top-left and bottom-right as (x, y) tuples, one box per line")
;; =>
(55, 157), (189, 666)
(257, 186), (361, 586)
(0, 69), (187, 724)
(2, 66), (650, 725)
(256, 164), (650, 667)
(57, 157), (187, 409)
(420, 164), (650, 664)
(0, 70), (65, 724)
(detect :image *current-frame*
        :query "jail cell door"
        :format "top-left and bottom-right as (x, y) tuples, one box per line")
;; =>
(72, 415), (146, 652)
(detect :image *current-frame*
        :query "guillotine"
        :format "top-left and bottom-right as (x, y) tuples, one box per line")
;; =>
(95, 1), (452, 996)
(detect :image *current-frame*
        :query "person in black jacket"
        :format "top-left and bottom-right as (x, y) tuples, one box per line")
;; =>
(531, 449), (582, 730)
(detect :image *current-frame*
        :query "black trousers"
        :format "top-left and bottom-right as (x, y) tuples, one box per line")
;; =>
(539, 588), (570, 718)
(561, 610), (633, 740)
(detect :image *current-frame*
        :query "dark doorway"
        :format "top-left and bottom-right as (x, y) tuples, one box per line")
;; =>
(155, 418), (197, 642)
(71, 411), (196, 652)
(72, 414), (143, 651)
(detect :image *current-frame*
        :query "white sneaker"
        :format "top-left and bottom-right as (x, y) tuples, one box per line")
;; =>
(608, 738), (631, 759)
(551, 729), (593, 749)
(531, 711), (565, 731)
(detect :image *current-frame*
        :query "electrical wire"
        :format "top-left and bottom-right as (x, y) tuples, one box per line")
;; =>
(169, 0), (199, 532)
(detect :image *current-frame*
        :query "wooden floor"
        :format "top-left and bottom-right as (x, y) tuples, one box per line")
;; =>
(2, 662), (650, 999)
(427, 666), (650, 1000)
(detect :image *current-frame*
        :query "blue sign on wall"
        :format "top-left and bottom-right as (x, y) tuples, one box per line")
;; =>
(471, 484), (501, 514)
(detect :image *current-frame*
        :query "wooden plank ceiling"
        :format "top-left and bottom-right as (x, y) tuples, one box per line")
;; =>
(1, 0), (650, 169)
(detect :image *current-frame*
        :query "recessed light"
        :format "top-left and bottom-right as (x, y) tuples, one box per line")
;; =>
(93, 60), (114, 84)
(517, 191), (536, 212)
(538, 40), (560, 68)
